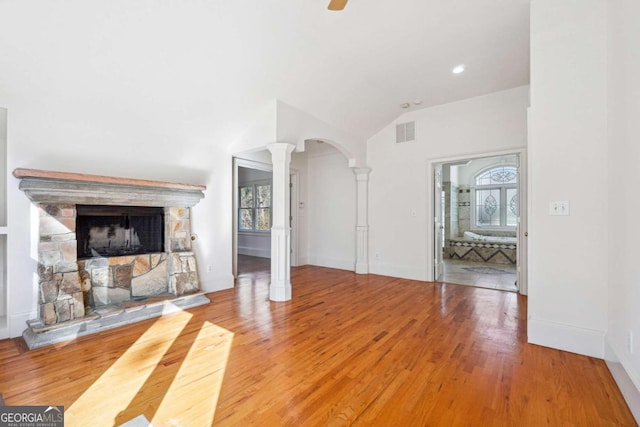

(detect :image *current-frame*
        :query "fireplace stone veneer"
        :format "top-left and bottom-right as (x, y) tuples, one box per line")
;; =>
(14, 168), (207, 332)
(37, 204), (199, 325)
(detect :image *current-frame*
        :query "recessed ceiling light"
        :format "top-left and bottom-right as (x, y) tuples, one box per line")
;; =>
(413, 99), (423, 105)
(400, 102), (410, 109)
(452, 65), (465, 74)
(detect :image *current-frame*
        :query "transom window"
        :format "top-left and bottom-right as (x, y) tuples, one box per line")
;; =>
(472, 165), (518, 229)
(239, 182), (271, 232)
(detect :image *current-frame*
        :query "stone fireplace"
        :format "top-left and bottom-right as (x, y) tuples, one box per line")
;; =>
(14, 168), (209, 347)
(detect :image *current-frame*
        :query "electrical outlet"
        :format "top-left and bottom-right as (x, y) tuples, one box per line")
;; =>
(207, 264), (213, 273)
(374, 253), (380, 261)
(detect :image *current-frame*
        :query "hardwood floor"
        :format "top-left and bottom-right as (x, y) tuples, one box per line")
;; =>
(237, 254), (270, 276)
(0, 265), (636, 426)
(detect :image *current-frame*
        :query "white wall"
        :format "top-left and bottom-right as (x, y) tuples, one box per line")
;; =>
(276, 101), (365, 167)
(190, 148), (235, 296)
(528, 0), (608, 358)
(0, 235), (5, 322)
(3, 111), (234, 338)
(0, 108), (6, 322)
(237, 167), (272, 258)
(0, 108), (6, 225)
(367, 86), (529, 280)
(291, 150), (309, 266)
(449, 166), (458, 187)
(232, 100), (366, 168)
(235, 150), (273, 165)
(291, 142), (356, 271)
(606, 0), (640, 419)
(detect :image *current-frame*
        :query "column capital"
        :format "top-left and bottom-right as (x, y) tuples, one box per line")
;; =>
(267, 142), (296, 155)
(352, 167), (372, 181)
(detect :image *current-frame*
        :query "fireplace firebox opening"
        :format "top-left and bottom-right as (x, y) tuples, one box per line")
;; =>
(76, 205), (165, 259)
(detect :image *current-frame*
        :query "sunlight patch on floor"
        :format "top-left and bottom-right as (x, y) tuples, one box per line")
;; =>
(151, 321), (234, 426)
(66, 310), (193, 426)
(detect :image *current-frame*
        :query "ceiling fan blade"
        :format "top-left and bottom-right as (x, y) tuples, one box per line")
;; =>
(328, 0), (348, 11)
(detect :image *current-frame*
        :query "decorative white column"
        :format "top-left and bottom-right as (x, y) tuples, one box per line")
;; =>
(353, 167), (371, 274)
(268, 142), (296, 301)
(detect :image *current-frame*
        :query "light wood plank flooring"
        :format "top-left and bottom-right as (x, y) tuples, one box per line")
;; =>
(0, 265), (635, 426)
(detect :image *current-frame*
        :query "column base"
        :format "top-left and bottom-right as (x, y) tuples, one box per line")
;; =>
(269, 282), (292, 301)
(355, 224), (369, 275)
(355, 262), (369, 275)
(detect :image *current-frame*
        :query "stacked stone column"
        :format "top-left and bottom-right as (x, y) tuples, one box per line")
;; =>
(38, 204), (85, 325)
(166, 207), (199, 295)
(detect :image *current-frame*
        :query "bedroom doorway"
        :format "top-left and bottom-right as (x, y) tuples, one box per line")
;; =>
(432, 151), (527, 294)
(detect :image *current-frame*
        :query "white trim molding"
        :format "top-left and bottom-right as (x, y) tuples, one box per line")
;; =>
(307, 256), (354, 272)
(605, 338), (640, 424)
(528, 317), (605, 358)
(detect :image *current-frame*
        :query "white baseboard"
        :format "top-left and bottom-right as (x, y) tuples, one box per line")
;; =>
(238, 247), (270, 258)
(355, 262), (369, 274)
(528, 317), (605, 358)
(369, 262), (428, 282)
(605, 339), (640, 424)
(307, 256), (354, 272)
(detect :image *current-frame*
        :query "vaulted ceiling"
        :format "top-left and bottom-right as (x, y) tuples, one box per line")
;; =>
(0, 0), (530, 150)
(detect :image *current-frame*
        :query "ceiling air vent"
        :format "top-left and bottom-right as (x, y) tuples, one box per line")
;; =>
(396, 121), (415, 143)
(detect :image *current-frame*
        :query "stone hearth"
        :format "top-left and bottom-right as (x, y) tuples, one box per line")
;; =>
(13, 168), (209, 348)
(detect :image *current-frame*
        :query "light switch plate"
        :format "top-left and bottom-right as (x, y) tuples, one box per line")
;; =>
(549, 201), (570, 216)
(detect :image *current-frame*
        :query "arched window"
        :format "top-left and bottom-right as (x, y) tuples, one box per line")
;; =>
(472, 165), (518, 229)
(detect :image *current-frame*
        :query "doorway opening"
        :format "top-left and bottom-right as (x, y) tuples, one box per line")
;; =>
(237, 164), (273, 278)
(232, 156), (299, 283)
(432, 151), (527, 294)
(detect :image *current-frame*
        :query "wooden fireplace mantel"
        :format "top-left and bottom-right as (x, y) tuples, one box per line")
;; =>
(13, 168), (206, 191)
(13, 168), (207, 207)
